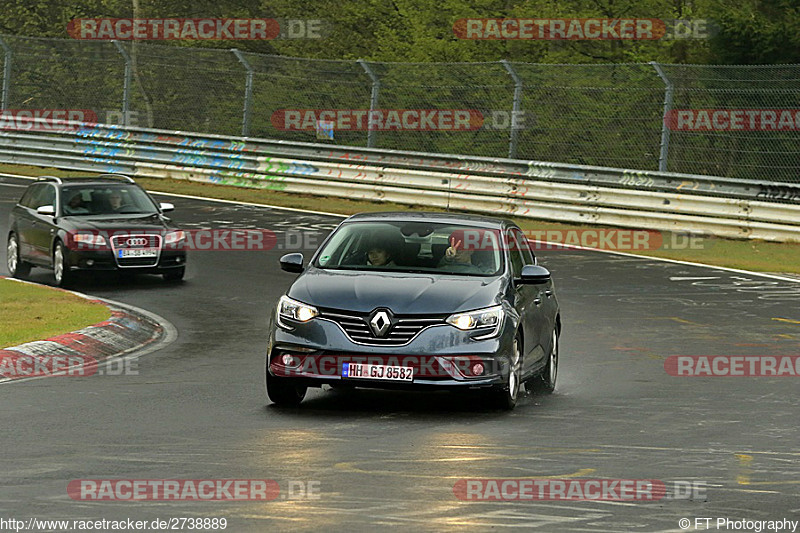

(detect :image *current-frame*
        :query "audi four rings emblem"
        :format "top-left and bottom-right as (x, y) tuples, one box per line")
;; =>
(126, 237), (148, 247)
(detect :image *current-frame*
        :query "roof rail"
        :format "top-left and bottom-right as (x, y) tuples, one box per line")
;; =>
(96, 173), (136, 183)
(37, 175), (62, 184)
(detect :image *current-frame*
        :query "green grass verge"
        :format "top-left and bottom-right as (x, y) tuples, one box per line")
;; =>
(0, 278), (111, 348)
(2, 162), (800, 274)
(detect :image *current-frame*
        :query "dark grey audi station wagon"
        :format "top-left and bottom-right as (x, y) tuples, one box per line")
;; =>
(266, 212), (560, 410)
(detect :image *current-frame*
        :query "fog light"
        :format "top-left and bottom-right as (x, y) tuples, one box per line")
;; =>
(471, 363), (484, 376)
(281, 354), (298, 367)
(86, 259), (94, 266)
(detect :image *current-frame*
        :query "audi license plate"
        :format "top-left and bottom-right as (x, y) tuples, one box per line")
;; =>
(118, 248), (158, 258)
(342, 363), (413, 382)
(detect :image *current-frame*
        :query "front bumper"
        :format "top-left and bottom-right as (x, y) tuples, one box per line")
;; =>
(64, 247), (186, 273)
(267, 313), (516, 390)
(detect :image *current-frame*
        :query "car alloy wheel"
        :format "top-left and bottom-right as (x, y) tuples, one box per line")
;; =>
(7, 234), (30, 278)
(531, 326), (558, 394)
(493, 332), (522, 410)
(547, 327), (559, 389)
(509, 335), (521, 399)
(53, 242), (72, 287)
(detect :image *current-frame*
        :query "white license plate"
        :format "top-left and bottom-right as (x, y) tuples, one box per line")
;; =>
(118, 248), (158, 258)
(342, 363), (413, 382)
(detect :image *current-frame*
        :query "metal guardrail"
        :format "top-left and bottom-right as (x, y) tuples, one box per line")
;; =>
(0, 119), (799, 242)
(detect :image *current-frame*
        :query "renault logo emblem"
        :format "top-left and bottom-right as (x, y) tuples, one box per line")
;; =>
(369, 309), (392, 337)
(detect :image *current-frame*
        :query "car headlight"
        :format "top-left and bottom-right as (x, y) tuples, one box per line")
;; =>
(276, 296), (319, 329)
(164, 231), (186, 245)
(72, 233), (107, 247)
(446, 305), (504, 338)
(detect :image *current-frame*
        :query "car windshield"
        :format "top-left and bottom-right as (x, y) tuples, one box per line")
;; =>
(313, 221), (504, 276)
(60, 184), (159, 216)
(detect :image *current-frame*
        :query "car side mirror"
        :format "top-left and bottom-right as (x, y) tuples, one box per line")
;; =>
(519, 264), (550, 284)
(37, 205), (56, 216)
(280, 253), (304, 273)
(159, 202), (175, 212)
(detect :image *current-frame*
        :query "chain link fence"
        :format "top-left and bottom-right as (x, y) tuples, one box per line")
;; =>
(0, 34), (798, 182)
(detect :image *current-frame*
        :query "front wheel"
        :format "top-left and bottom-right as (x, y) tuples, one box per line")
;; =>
(266, 369), (307, 407)
(492, 332), (522, 410)
(53, 242), (73, 287)
(7, 233), (31, 278)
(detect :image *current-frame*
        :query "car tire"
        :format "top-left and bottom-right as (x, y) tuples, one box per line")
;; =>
(266, 369), (307, 407)
(53, 241), (73, 288)
(6, 233), (31, 278)
(529, 325), (558, 394)
(163, 267), (185, 282)
(492, 332), (523, 410)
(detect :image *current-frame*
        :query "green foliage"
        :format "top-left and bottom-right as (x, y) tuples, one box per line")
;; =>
(0, 0), (795, 64)
(0, 1), (797, 180)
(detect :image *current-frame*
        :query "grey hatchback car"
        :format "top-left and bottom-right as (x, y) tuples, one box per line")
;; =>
(266, 212), (561, 410)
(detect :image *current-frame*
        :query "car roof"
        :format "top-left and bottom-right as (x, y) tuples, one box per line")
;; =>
(344, 211), (516, 229)
(36, 175), (138, 187)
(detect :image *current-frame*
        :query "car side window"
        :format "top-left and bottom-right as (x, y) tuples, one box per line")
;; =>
(19, 186), (36, 208)
(37, 185), (56, 209)
(513, 229), (536, 265)
(506, 230), (524, 278)
(25, 184), (55, 210)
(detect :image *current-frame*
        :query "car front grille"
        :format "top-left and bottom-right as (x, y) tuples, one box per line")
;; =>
(318, 309), (445, 346)
(110, 233), (162, 268)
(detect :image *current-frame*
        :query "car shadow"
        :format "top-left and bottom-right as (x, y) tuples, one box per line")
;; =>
(263, 386), (552, 420)
(20, 270), (185, 292)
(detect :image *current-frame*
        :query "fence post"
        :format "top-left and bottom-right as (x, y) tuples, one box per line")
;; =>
(501, 60), (523, 159)
(0, 37), (12, 110)
(232, 49), (254, 137)
(358, 59), (380, 148)
(112, 41), (132, 126)
(651, 61), (673, 172)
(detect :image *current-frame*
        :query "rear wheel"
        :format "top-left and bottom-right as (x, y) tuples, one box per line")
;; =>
(266, 369), (307, 407)
(53, 242), (73, 287)
(6, 233), (31, 278)
(529, 326), (558, 394)
(492, 333), (522, 410)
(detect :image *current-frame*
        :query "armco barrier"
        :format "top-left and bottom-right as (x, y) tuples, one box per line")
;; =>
(0, 118), (799, 242)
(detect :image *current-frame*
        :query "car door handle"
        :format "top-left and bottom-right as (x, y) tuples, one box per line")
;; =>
(533, 297), (542, 306)
(545, 290), (553, 298)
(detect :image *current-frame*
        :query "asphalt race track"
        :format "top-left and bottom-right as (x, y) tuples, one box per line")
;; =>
(1, 175), (799, 532)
